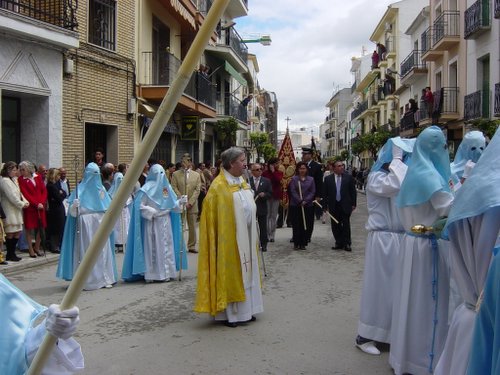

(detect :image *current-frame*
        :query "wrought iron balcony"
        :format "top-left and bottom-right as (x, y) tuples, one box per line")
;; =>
(464, 90), (488, 121)
(197, 0), (212, 15)
(400, 112), (418, 132)
(433, 11), (460, 46)
(464, 0), (490, 39)
(494, 83), (500, 117)
(440, 87), (459, 115)
(495, 0), (500, 18)
(0, 0), (78, 30)
(351, 100), (368, 120)
(141, 51), (216, 108)
(421, 27), (432, 55)
(225, 93), (247, 123)
(227, 27), (248, 64)
(325, 112), (337, 122)
(400, 50), (427, 78)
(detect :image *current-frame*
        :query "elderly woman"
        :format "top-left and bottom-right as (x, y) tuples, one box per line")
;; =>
(18, 161), (47, 257)
(0, 162), (29, 261)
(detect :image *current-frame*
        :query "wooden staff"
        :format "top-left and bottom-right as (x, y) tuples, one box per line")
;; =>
(27, 1), (231, 373)
(179, 167), (188, 281)
(297, 179), (307, 231)
(313, 200), (339, 224)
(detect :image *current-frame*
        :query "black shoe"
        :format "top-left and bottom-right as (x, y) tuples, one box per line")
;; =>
(245, 316), (257, 323)
(50, 249), (61, 254)
(6, 254), (22, 262)
(294, 245), (299, 250)
(344, 245), (352, 252)
(332, 245), (344, 250)
(289, 238), (294, 243)
(0, 260), (8, 265)
(261, 247), (267, 252)
(224, 321), (238, 328)
(269, 239), (275, 242)
(299, 246), (306, 250)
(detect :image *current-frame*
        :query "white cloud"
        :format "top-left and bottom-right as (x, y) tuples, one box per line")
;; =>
(237, 0), (396, 131)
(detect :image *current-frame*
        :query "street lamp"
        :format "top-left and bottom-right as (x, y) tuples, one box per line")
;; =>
(242, 35), (272, 46)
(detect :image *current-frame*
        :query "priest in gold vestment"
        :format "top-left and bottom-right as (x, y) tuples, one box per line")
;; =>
(194, 147), (264, 327)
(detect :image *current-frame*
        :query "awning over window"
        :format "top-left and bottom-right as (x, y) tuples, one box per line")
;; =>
(224, 61), (247, 86)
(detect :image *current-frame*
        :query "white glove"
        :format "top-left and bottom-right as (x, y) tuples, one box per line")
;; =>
(179, 195), (188, 206)
(72, 199), (80, 209)
(462, 160), (476, 179)
(45, 304), (80, 340)
(392, 145), (403, 160)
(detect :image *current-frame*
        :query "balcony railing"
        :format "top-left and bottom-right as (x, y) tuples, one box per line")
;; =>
(421, 27), (432, 55)
(400, 50), (427, 78)
(225, 93), (247, 123)
(197, 0), (212, 15)
(351, 81), (357, 94)
(141, 51), (215, 108)
(464, 0), (490, 39)
(440, 87), (459, 115)
(464, 90), (488, 120)
(495, 0), (500, 18)
(325, 112), (337, 122)
(400, 112), (418, 132)
(351, 100), (368, 120)
(226, 27), (248, 64)
(433, 11), (460, 46)
(0, 0), (78, 30)
(494, 83), (500, 117)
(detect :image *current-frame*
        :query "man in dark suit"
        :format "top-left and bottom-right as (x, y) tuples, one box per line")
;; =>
(249, 163), (272, 252)
(323, 160), (357, 251)
(302, 147), (323, 242)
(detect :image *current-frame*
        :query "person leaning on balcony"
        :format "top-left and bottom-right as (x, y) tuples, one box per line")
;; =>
(424, 86), (434, 118)
(371, 50), (379, 69)
(376, 42), (387, 60)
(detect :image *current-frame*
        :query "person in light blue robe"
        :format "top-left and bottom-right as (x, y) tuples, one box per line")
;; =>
(0, 274), (83, 374)
(56, 162), (117, 290)
(356, 137), (414, 355)
(450, 130), (485, 188)
(434, 126), (500, 374)
(122, 164), (187, 282)
(467, 249), (500, 375)
(390, 126), (454, 375)
(108, 171), (132, 250)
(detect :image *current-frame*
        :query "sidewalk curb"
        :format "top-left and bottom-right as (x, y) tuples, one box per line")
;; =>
(1, 253), (60, 276)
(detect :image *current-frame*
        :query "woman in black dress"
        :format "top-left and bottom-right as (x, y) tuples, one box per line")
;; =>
(46, 168), (67, 253)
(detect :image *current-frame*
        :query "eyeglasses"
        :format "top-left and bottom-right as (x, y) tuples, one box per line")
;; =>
(252, 168), (262, 171)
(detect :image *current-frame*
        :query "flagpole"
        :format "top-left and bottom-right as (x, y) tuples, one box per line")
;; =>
(27, 1), (231, 373)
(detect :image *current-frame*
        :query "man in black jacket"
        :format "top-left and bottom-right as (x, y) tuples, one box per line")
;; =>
(249, 163), (273, 251)
(301, 148), (323, 242)
(323, 161), (357, 251)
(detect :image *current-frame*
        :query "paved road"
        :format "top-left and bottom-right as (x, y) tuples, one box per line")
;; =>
(4, 192), (395, 374)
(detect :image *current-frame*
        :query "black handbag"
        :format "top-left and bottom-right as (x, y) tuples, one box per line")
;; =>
(0, 202), (5, 219)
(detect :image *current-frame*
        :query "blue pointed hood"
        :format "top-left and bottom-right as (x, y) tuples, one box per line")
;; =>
(396, 126), (451, 207)
(371, 136), (416, 172)
(140, 164), (177, 209)
(68, 162), (111, 211)
(446, 126), (500, 227)
(450, 130), (485, 179)
(108, 172), (123, 198)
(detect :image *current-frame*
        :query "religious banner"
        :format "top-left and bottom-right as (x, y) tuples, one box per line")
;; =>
(277, 129), (296, 207)
(181, 116), (198, 140)
(310, 136), (322, 163)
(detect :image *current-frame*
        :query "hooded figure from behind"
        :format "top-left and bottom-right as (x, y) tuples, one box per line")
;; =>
(122, 164), (187, 282)
(56, 162), (117, 290)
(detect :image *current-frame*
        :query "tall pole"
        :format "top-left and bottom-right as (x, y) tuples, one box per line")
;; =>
(285, 116), (291, 131)
(27, 1), (231, 373)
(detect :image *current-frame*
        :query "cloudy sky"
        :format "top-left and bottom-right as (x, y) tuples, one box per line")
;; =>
(237, 0), (396, 133)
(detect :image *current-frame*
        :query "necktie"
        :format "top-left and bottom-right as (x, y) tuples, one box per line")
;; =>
(336, 175), (341, 201)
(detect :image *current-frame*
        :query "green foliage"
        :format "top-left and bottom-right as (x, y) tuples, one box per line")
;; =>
(350, 129), (392, 161)
(215, 118), (239, 149)
(339, 150), (350, 162)
(249, 132), (276, 162)
(469, 118), (500, 140)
